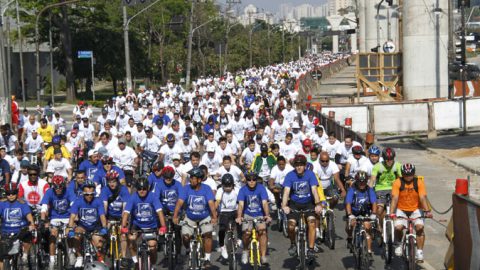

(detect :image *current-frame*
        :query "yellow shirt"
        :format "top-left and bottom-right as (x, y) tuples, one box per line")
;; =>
(44, 145), (71, 161)
(315, 175), (327, 202)
(37, 125), (55, 143)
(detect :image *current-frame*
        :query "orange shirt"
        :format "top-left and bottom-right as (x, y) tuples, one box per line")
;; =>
(391, 176), (427, 212)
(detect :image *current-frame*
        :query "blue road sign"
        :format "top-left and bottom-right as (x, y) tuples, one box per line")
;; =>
(78, 51), (93, 59)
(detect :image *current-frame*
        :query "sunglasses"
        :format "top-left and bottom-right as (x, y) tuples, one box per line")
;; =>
(104, 162), (114, 165)
(6, 192), (17, 196)
(29, 173), (38, 176)
(320, 160), (329, 163)
(247, 178), (257, 182)
(137, 187), (148, 191)
(53, 185), (64, 190)
(84, 192), (95, 196)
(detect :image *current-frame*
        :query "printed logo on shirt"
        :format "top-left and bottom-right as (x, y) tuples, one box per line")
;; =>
(162, 190), (178, 205)
(247, 195), (260, 213)
(27, 191), (41, 205)
(87, 168), (98, 180)
(5, 208), (22, 222)
(293, 181), (310, 198)
(189, 195), (206, 213)
(54, 199), (69, 214)
(79, 208), (98, 223)
(136, 203), (153, 219)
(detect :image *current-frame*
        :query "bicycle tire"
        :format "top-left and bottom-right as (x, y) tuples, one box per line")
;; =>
(4, 256), (12, 270)
(326, 211), (336, 250)
(251, 242), (259, 270)
(139, 249), (149, 270)
(360, 232), (370, 270)
(408, 236), (416, 270)
(29, 243), (40, 270)
(353, 231), (361, 269)
(56, 244), (64, 270)
(298, 233), (306, 270)
(277, 210), (283, 232)
(166, 237), (175, 270)
(190, 242), (199, 270)
(282, 217), (289, 238)
(385, 221), (393, 265)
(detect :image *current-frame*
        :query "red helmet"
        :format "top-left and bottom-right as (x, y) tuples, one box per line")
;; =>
(106, 170), (120, 181)
(302, 139), (313, 147)
(293, 154), (307, 166)
(4, 182), (18, 193)
(161, 166), (175, 179)
(51, 175), (66, 189)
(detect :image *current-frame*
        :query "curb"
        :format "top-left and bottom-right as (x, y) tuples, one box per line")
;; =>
(411, 139), (479, 175)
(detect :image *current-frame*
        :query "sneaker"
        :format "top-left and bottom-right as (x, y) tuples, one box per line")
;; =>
(241, 251), (248, 264)
(74, 256), (84, 268)
(121, 258), (130, 268)
(416, 249), (424, 261)
(288, 244), (297, 257)
(68, 253), (76, 266)
(203, 260), (212, 269)
(368, 251), (374, 261)
(221, 246), (228, 260)
(307, 248), (315, 260)
(395, 244), (403, 257)
(48, 259), (55, 270)
(261, 256), (268, 265)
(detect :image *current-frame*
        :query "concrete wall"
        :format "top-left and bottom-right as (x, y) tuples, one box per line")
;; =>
(374, 103), (429, 133)
(323, 106), (369, 133)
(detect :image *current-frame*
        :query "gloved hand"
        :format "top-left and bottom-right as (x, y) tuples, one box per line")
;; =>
(68, 230), (75, 239)
(159, 226), (167, 235)
(389, 214), (397, 219)
(99, 228), (108, 236)
(120, 227), (129, 234)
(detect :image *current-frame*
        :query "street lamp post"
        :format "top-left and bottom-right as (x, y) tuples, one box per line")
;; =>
(123, 0), (162, 92)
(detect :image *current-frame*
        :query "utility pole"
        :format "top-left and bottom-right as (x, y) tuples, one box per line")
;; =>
(460, 0), (467, 135)
(281, 19), (285, 63)
(15, 0), (25, 107)
(49, 14), (54, 105)
(185, 0), (195, 91)
(0, 14), (11, 125)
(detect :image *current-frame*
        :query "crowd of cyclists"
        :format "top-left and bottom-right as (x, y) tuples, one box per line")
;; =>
(0, 52), (433, 270)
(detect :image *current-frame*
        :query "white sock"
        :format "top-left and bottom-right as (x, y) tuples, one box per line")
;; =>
(50, 255), (55, 262)
(205, 253), (211, 261)
(132, 256), (138, 263)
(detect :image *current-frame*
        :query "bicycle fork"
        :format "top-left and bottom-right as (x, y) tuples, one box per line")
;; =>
(249, 230), (260, 265)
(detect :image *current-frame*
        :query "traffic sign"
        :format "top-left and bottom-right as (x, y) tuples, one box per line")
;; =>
(383, 41), (396, 53)
(78, 51), (93, 59)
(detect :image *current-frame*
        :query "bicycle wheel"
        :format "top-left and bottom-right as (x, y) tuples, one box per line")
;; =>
(4, 256), (12, 270)
(139, 249), (149, 270)
(277, 210), (283, 232)
(385, 221), (393, 264)
(298, 234), (306, 269)
(326, 211), (335, 250)
(282, 216), (289, 238)
(408, 236), (416, 270)
(166, 237), (175, 270)
(353, 233), (361, 269)
(226, 233), (237, 270)
(251, 242), (259, 270)
(56, 244), (64, 270)
(190, 243), (199, 270)
(360, 232), (370, 270)
(29, 243), (40, 270)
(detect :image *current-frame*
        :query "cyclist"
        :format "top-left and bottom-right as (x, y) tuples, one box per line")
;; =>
(67, 180), (108, 268)
(363, 145), (382, 177)
(0, 146), (11, 185)
(296, 138), (312, 158)
(236, 171), (271, 265)
(67, 170), (87, 199)
(18, 165), (49, 211)
(173, 167), (217, 269)
(216, 173), (240, 260)
(78, 150), (100, 182)
(390, 163), (432, 261)
(369, 147), (402, 233)
(312, 151), (347, 208)
(92, 156), (125, 188)
(268, 156), (293, 211)
(345, 171), (377, 260)
(40, 175), (74, 269)
(251, 143), (277, 183)
(344, 145), (370, 186)
(0, 182), (36, 266)
(46, 148), (73, 181)
(121, 177), (167, 267)
(215, 156), (245, 189)
(282, 155), (324, 261)
(159, 133), (180, 166)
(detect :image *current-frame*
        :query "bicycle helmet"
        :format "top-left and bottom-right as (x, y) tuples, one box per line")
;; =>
(382, 147), (396, 160)
(52, 135), (61, 145)
(188, 167), (204, 179)
(368, 145), (381, 156)
(401, 163), (416, 176)
(221, 173), (235, 187)
(84, 261), (109, 270)
(302, 139), (313, 147)
(166, 133), (175, 142)
(293, 154), (307, 166)
(162, 166), (175, 179)
(83, 180), (96, 189)
(352, 145), (364, 155)
(313, 143), (321, 151)
(136, 177), (150, 190)
(51, 175), (66, 189)
(106, 170), (120, 181)
(4, 182), (18, 193)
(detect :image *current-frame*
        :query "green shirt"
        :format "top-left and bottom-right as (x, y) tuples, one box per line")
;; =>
(371, 161), (402, 191)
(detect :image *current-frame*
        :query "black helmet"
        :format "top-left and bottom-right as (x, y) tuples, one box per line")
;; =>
(245, 170), (258, 181)
(221, 173), (235, 187)
(188, 167), (204, 179)
(401, 163), (416, 176)
(136, 177), (150, 190)
(83, 180), (96, 189)
(260, 143), (268, 153)
(355, 171), (368, 183)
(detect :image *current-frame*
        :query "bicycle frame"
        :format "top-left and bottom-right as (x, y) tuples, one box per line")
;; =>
(108, 220), (122, 265)
(249, 219), (261, 266)
(179, 220), (207, 269)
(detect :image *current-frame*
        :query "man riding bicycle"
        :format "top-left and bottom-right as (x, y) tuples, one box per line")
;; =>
(282, 155), (325, 262)
(236, 171), (272, 265)
(390, 163), (432, 261)
(67, 180), (108, 268)
(173, 167), (217, 269)
(121, 177), (167, 267)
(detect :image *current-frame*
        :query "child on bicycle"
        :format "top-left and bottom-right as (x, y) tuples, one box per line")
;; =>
(345, 171), (377, 260)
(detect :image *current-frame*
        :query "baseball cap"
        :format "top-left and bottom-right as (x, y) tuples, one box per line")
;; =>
(144, 126), (153, 132)
(98, 147), (108, 156)
(20, 160), (30, 168)
(118, 138), (126, 144)
(292, 122), (300, 129)
(172, 154), (181, 161)
(183, 133), (190, 140)
(88, 149), (98, 157)
(31, 129), (37, 133)
(206, 145), (216, 152)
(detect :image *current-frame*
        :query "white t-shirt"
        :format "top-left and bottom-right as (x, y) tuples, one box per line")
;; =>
(241, 148), (258, 168)
(270, 164), (294, 185)
(346, 155), (370, 178)
(140, 136), (162, 153)
(159, 145), (181, 166)
(216, 187), (239, 212)
(312, 161), (339, 188)
(200, 153), (223, 176)
(271, 120), (289, 142)
(279, 141), (297, 161)
(47, 158), (72, 178)
(202, 177), (218, 193)
(25, 136), (44, 153)
(216, 165), (244, 190)
(322, 140), (341, 159)
(111, 146), (138, 170)
(24, 122), (40, 138)
(336, 141), (362, 164)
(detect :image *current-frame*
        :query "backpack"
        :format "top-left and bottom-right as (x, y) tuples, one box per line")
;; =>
(399, 176), (422, 193)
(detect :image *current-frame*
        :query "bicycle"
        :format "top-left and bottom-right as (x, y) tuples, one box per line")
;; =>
(139, 150), (158, 177)
(318, 196), (336, 250)
(291, 209), (315, 270)
(179, 220), (206, 270)
(350, 215), (374, 270)
(225, 220), (238, 270)
(49, 223), (70, 269)
(163, 217), (179, 270)
(107, 220), (122, 270)
(30, 208), (48, 270)
(135, 228), (158, 270)
(74, 230), (99, 266)
(377, 194), (394, 264)
(0, 232), (23, 270)
(398, 214), (430, 270)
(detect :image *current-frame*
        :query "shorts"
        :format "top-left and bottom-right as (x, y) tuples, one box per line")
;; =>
(219, 211), (236, 232)
(375, 190), (391, 205)
(181, 216), (213, 236)
(324, 185), (339, 199)
(394, 209), (424, 228)
(241, 214), (266, 231)
(287, 201), (316, 221)
(50, 218), (69, 227)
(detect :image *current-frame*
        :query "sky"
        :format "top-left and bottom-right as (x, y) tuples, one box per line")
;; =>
(227, 0), (327, 14)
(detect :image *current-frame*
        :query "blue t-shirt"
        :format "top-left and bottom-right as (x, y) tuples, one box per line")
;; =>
(100, 186), (130, 219)
(152, 179), (185, 213)
(40, 189), (74, 219)
(70, 197), (105, 231)
(345, 187), (377, 215)
(92, 165), (125, 187)
(124, 192), (163, 229)
(66, 180), (85, 201)
(0, 201), (31, 234)
(237, 185), (268, 217)
(180, 183), (214, 221)
(283, 170), (318, 204)
(78, 160), (101, 182)
(147, 173), (162, 188)
(152, 115), (171, 126)
(0, 159), (11, 184)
